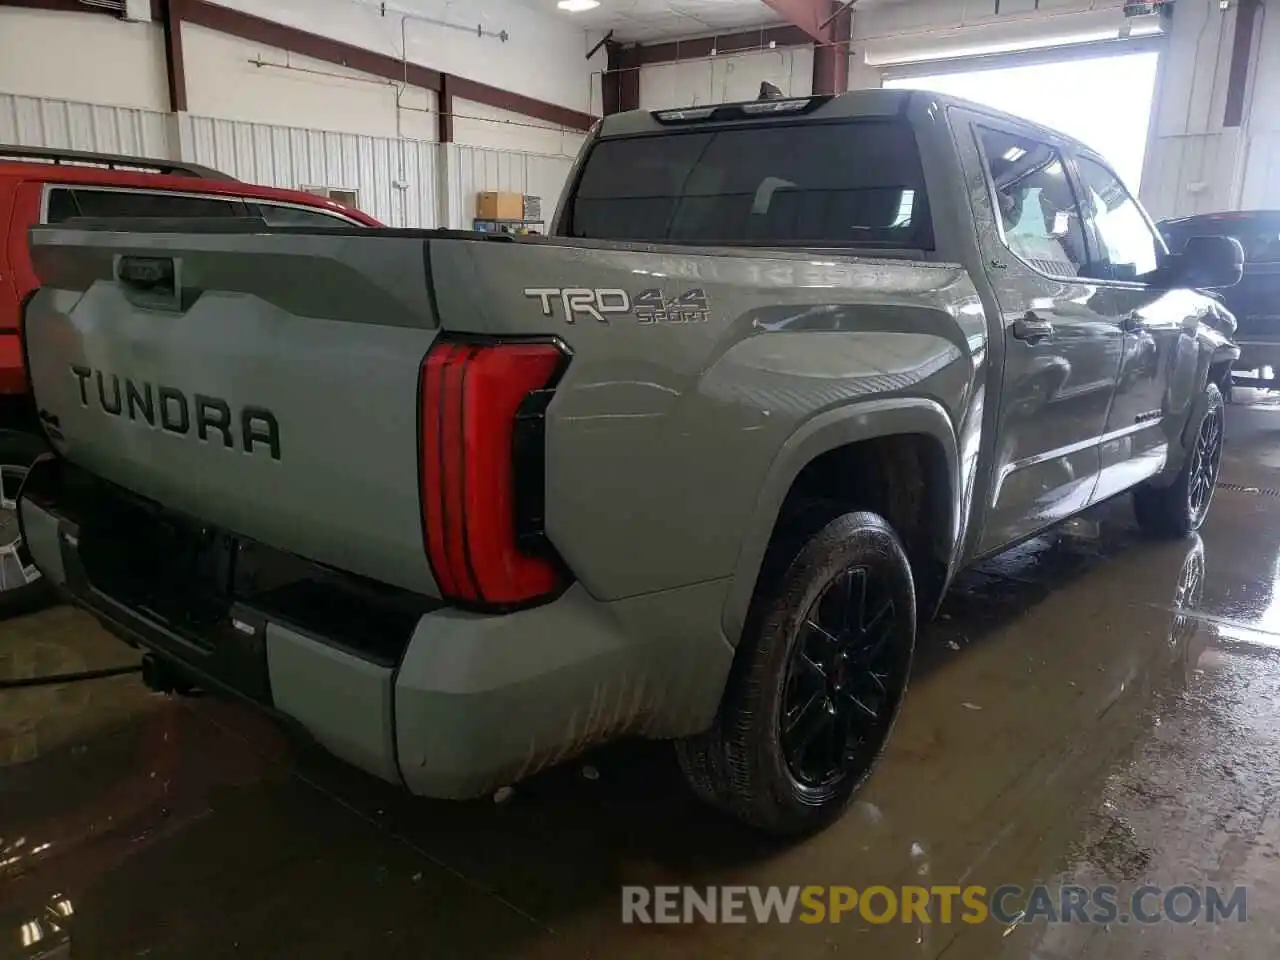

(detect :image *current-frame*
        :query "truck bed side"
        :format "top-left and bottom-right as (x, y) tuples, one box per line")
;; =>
(26, 224), (985, 614)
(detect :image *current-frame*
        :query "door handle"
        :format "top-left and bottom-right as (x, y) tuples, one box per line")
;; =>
(1121, 311), (1146, 333)
(1012, 312), (1054, 343)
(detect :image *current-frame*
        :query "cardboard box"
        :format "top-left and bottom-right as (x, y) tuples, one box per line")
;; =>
(476, 191), (524, 221)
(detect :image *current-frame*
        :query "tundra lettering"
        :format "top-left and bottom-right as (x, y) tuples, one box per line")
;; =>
(70, 364), (280, 460)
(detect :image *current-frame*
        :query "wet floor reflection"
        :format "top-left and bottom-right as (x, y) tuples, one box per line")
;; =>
(5, 405), (1280, 958)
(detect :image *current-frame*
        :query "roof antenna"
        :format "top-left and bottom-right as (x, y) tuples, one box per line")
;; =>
(758, 81), (784, 100)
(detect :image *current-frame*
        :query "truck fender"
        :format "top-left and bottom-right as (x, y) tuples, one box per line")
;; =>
(1157, 333), (1234, 484)
(721, 397), (961, 647)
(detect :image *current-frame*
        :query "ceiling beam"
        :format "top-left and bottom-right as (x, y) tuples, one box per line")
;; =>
(160, 0), (188, 113)
(761, 0), (835, 43)
(1224, 0), (1262, 128)
(811, 1), (851, 95)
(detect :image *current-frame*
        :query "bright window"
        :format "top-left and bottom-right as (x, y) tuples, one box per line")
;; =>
(885, 51), (1159, 192)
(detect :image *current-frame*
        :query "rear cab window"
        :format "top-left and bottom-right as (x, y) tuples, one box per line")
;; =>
(566, 119), (933, 251)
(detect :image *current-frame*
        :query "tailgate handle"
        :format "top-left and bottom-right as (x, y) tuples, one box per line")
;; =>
(115, 255), (189, 310)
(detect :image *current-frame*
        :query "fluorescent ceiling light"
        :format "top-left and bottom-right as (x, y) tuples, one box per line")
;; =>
(557, 0), (600, 10)
(1003, 146), (1026, 161)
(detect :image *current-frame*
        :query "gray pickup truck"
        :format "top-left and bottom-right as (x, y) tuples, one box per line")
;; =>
(17, 90), (1242, 836)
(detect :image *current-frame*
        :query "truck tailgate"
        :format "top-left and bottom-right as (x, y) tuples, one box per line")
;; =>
(25, 225), (441, 596)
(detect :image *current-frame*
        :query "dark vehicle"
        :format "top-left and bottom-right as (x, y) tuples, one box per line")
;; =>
(1160, 210), (1280, 393)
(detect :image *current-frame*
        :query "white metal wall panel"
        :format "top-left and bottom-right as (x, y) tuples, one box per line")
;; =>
(178, 114), (437, 228)
(1239, 133), (1280, 211)
(443, 144), (574, 229)
(638, 48), (814, 111)
(0, 92), (174, 158)
(1140, 131), (1242, 219)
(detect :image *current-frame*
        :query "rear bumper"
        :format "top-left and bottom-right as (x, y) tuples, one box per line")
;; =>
(20, 486), (732, 799)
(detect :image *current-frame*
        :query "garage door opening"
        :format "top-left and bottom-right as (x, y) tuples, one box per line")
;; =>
(885, 51), (1160, 192)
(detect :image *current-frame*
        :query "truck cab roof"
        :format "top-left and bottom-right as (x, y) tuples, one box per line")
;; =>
(595, 88), (1078, 153)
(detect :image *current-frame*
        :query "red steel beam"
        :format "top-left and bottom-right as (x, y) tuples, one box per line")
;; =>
(437, 73), (454, 143)
(762, 0), (835, 42)
(179, 0), (444, 93)
(811, 1), (851, 96)
(160, 0), (188, 113)
(1223, 0), (1261, 128)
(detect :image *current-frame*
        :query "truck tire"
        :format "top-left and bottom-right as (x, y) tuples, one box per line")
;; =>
(0, 430), (55, 618)
(1133, 382), (1224, 538)
(677, 509), (916, 836)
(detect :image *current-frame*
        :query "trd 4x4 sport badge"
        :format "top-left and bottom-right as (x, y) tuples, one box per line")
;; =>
(524, 287), (710, 325)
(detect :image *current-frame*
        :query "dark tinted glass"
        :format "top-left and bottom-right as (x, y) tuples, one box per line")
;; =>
(568, 120), (932, 249)
(44, 188), (80, 223)
(255, 204), (352, 227)
(71, 190), (242, 219)
(1162, 214), (1280, 263)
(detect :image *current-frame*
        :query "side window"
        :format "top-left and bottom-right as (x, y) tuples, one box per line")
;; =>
(977, 126), (1087, 278)
(44, 188), (80, 224)
(69, 189), (243, 219)
(254, 204), (354, 227)
(1075, 157), (1162, 282)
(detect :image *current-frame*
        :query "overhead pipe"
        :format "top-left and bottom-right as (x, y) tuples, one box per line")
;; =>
(378, 0), (509, 42)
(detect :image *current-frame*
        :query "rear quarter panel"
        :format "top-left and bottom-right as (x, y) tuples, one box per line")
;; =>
(429, 239), (987, 617)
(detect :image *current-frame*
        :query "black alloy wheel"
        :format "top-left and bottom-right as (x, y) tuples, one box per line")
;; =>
(780, 565), (908, 791)
(1187, 404), (1223, 527)
(1133, 382), (1225, 539)
(676, 509), (917, 836)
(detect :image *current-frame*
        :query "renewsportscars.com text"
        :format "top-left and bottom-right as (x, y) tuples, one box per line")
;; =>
(621, 884), (1247, 926)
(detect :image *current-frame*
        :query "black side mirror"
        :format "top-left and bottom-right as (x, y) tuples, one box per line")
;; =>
(1170, 234), (1244, 289)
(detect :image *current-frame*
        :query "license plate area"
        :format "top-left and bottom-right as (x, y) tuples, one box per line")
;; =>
(79, 497), (236, 646)
(21, 458), (437, 700)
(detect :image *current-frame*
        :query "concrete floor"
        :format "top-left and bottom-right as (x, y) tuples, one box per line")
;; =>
(5, 397), (1280, 959)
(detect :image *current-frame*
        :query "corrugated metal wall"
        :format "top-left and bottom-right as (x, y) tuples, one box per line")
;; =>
(0, 92), (173, 157)
(1240, 132), (1280, 211)
(441, 143), (575, 229)
(178, 114), (437, 228)
(2, 91), (582, 230)
(1140, 130), (1244, 219)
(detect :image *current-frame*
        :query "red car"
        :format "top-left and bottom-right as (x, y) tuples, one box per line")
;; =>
(0, 145), (381, 613)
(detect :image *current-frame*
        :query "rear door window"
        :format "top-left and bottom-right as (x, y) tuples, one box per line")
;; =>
(976, 126), (1088, 279)
(568, 119), (932, 249)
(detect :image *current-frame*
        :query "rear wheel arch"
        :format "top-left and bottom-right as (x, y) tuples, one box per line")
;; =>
(722, 399), (961, 647)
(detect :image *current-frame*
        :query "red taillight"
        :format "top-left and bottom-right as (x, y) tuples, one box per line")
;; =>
(419, 338), (568, 608)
